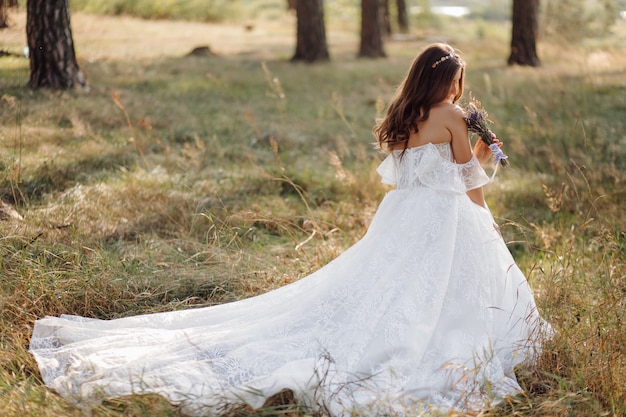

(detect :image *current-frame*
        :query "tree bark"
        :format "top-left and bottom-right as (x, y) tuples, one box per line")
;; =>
(508, 0), (540, 66)
(291, 0), (329, 63)
(0, 4), (7, 29)
(359, 0), (386, 58)
(397, 0), (408, 33)
(26, 0), (87, 89)
(0, 0), (18, 28)
(383, 0), (391, 36)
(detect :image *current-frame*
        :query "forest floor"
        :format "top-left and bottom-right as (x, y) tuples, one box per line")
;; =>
(1, 9), (625, 417)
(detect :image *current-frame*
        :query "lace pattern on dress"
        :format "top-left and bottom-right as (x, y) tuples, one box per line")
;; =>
(376, 143), (490, 192)
(29, 139), (552, 416)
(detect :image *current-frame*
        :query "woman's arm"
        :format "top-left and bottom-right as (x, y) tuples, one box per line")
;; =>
(466, 187), (486, 208)
(446, 105), (488, 208)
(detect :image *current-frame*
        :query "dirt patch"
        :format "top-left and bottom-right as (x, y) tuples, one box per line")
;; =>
(0, 11), (363, 62)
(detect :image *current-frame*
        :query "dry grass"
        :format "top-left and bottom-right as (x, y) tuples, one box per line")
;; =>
(1, 9), (625, 417)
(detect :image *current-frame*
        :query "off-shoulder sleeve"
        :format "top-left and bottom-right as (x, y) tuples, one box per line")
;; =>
(378, 145), (490, 193)
(414, 148), (489, 192)
(376, 154), (397, 185)
(455, 155), (491, 191)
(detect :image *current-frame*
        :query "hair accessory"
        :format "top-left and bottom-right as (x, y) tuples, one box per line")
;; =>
(431, 52), (455, 68)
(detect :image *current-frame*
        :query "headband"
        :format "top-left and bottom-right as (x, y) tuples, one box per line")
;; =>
(431, 52), (455, 68)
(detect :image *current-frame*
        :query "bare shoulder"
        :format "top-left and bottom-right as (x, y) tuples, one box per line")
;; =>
(430, 103), (464, 122)
(430, 103), (466, 128)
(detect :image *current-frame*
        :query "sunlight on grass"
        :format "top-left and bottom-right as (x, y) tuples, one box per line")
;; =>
(1, 7), (625, 417)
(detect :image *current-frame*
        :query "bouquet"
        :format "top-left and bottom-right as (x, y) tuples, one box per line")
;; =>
(463, 95), (509, 167)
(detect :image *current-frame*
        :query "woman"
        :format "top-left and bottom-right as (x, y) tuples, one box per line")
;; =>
(30, 43), (550, 416)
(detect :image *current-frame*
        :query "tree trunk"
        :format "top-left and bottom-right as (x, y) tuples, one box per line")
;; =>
(383, 0), (391, 36)
(508, 0), (540, 66)
(0, 0), (18, 28)
(0, 3), (7, 29)
(291, 0), (329, 63)
(359, 0), (386, 58)
(26, 0), (87, 89)
(397, 0), (408, 33)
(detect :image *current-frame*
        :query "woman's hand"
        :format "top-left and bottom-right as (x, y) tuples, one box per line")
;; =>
(474, 137), (502, 165)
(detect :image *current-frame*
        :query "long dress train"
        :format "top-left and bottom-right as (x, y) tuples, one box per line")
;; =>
(30, 142), (551, 416)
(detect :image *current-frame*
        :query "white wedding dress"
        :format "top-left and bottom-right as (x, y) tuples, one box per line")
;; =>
(30, 142), (551, 416)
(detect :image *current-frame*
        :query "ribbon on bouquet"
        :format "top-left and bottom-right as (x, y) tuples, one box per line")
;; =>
(487, 142), (508, 180)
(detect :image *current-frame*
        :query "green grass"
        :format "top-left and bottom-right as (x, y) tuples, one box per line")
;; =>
(1, 9), (625, 417)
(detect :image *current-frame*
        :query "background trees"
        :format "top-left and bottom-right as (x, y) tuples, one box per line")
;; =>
(395, 0), (409, 33)
(359, 0), (386, 58)
(383, 0), (409, 36)
(508, 0), (541, 66)
(1, 2), (625, 416)
(0, 0), (18, 28)
(26, 0), (87, 89)
(292, 0), (387, 62)
(291, 0), (329, 62)
(17, 1), (623, 83)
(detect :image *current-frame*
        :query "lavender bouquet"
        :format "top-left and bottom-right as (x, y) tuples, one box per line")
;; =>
(464, 96), (509, 167)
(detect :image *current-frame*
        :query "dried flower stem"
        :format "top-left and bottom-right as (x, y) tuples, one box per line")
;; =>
(464, 95), (509, 167)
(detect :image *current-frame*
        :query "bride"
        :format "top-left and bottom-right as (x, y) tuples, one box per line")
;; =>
(30, 43), (551, 416)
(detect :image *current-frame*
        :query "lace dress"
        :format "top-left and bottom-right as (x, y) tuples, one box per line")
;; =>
(30, 142), (551, 416)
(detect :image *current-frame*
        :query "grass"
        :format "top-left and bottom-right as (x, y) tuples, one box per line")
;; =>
(1, 8), (626, 417)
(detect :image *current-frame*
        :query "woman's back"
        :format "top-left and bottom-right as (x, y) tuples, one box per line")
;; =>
(402, 103), (455, 149)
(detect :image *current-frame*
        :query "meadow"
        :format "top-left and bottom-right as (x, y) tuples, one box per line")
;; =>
(1, 7), (625, 417)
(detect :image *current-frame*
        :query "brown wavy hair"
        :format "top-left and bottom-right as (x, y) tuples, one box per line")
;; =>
(374, 43), (465, 151)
